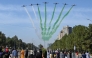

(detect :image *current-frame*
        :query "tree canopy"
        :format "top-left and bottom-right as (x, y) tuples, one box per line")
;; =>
(0, 32), (38, 50)
(49, 24), (92, 52)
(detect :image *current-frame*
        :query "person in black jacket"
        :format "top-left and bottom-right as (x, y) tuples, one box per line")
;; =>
(82, 52), (86, 58)
(36, 50), (42, 58)
(34, 49), (37, 58)
(69, 51), (72, 58)
(25, 48), (28, 58)
(39, 49), (42, 58)
(0, 46), (4, 58)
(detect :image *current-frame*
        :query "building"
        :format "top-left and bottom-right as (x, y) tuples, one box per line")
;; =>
(58, 25), (72, 40)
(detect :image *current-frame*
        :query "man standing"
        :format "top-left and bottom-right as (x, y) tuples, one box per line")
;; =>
(85, 51), (90, 58)
(36, 50), (42, 58)
(25, 48), (28, 58)
(12, 48), (18, 58)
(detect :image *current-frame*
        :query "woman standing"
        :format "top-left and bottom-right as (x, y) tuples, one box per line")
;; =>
(20, 49), (24, 58)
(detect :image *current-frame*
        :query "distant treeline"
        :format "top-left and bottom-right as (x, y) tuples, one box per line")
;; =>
(0, 31), (38, 49)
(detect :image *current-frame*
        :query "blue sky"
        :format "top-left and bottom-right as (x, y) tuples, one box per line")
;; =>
(0, 0), (92, 48)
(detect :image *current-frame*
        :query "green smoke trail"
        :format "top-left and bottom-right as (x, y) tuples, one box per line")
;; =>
(52, 5), (66, 30)
(36, 4), (74, 41)
(37, 5), (43, 34)
(51, 6), (74, 35)
(59, 6), (74, 26)
(43, 3), (47, 36)
(48, 5), (66, 36)
(44, 6), (74, 41)
(43, 35), (50, 41)
(50, 4), (56, 25)
(47, 4), (57, 35)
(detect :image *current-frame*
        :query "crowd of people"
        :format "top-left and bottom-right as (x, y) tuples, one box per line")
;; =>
(47, 49), (91, 58)
(0, 46), (44, 58)
(0, 46), (22, 58)
(0, 46), (91, 58)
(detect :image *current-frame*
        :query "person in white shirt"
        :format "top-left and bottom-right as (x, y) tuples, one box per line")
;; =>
(85, 51), (90, 58)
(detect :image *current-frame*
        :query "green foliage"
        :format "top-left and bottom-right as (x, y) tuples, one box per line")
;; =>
(38, 44), (43, 49)
(0, 31), (38, 49)
(0, 32), (6, 46)
(42, 48), (46, 54)
(49, 24), (92, 52)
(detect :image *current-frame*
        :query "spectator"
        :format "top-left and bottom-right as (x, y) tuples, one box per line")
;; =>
(85, 51), (90, 58)
(12, 48), (18, 58)
(20, 48), (25, 58)
(36, 49), (42, 58)
(82, 52), (86, 58)
(25, 48), (28, 58)
(0, 46), (3, 58)
(4, 47), (10, 58)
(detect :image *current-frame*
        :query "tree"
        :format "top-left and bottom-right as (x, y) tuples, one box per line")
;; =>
(0, 31), (6, 46)
(50, 24), (92, 52)
(38, 44), (43, 49)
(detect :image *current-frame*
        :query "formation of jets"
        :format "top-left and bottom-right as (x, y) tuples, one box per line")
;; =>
(22, 2), (76, 7)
